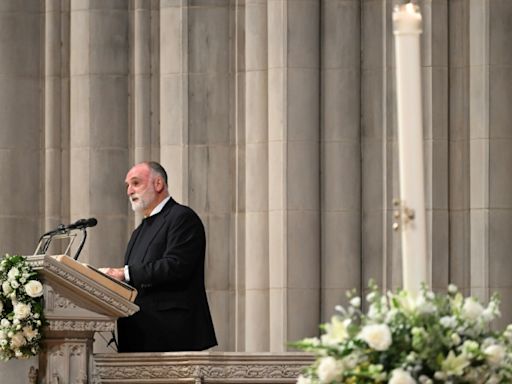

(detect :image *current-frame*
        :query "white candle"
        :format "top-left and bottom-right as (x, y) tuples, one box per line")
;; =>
(393, 2), (427, 294)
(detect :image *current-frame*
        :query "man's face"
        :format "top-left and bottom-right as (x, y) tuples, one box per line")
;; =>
(125, 164), (157, 214)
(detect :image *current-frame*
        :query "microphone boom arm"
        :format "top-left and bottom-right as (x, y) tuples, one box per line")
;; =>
(73, 228), (88, 261)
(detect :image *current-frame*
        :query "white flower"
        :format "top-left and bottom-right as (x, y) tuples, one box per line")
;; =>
(7, 267), (19, 281)
(317, 356), (341, 383)
(451, 333), (461, 345)
(322, 316), (350, 346)
(0, 330), (5, 340)
(0, 300), (3, 313)
(448, 284), (458, 294)
(484, 344), (506, 366)
(441, 351), (469, 376)
(389, 368), (416, 384)
(9, 333), (26, 348)
(385, 308), (399, 323)
(10, 280), (19, 289)
(349, 296), (361, 307)
(462, 298), (484, 321)
(22, 326), (38, 341)
(302, 337), (320, 347)
(367, 304), (377, 318)
(440, 316), (456, 329)
(296, 374), (311, 384)
(359, 323), (392, 351)
(2, 281), (12, 294)
(24, 280), (43, 298)
(505, 324), (512, 343)
(415, 295), (436, 314)
(13, 302), (31, 320)
(366, 291), (377, 303)
(1, 319), (10, 327)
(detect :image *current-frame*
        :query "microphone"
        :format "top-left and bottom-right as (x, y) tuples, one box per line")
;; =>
(36, 218), (98, 257)
(41, 224), (67, 238)
(67, 218), (98, 231)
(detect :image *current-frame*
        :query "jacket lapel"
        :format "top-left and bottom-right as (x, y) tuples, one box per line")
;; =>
(125, 224), (143, 264)
(128, 198), (176, 264)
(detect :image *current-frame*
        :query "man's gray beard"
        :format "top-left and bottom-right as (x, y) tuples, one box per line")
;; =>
(130, 200), (144, 212)
(130, 195), (147, 212)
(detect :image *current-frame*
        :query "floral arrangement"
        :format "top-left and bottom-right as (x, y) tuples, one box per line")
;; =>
(0, 254), (44, 360)
(293, 282), (512, 384)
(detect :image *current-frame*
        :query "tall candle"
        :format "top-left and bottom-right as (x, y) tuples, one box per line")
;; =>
(393, 2), (427, 293)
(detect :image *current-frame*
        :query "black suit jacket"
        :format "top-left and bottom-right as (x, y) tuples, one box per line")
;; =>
(117, 197), (217, 352)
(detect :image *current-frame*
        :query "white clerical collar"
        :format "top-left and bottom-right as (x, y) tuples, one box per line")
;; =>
(148, 196), (171, 217)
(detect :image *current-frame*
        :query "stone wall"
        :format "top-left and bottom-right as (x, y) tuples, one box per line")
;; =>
(1, 1), (512, 381)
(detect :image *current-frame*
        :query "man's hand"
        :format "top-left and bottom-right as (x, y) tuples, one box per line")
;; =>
(98, 267), (125, 281)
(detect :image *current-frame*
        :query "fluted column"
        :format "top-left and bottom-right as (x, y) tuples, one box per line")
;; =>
(244, 0), (269, 352)
(132, 0), (158, 164)
(160, 1), (235, 350)
(159, 2), (187, 201)
(234, 0), (247, 352)
(361, 0), (398, 292)
(267, 0), (320, 351)
(449, 0), (470, 294)
(468, 0), (512, 328)
(421, 0), (450, 291)
(0, 1), (43, 379)
(44, 0), (70, 254)
(468, 0), (489, 304)
(320, 0), (361, 321)
(0, 2), (43, 254)
(69, 0), (129, 267)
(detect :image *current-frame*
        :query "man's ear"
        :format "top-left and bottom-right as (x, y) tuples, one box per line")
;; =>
(154, 177), (165, 193)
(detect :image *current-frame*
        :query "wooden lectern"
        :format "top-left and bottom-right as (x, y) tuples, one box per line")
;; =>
(26, 255), (139, 384)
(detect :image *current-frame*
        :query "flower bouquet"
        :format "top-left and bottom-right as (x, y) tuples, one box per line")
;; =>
(0, 254), (44, 360)
(293, 282), (512, 383)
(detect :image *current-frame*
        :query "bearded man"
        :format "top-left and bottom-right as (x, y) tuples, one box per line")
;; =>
(100, 161), (217, 352)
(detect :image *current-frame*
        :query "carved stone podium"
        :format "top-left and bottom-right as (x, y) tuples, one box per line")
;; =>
(26, 255), (139, 384)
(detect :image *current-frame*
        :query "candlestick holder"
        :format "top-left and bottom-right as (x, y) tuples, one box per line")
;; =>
(392, 198), (415, 231)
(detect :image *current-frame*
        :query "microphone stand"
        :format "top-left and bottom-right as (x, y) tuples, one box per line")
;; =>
(38, 224), (66, 254)
(73, 228), (88, 260)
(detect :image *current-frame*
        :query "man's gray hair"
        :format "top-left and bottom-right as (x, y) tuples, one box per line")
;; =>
(145, 161), (168, 186)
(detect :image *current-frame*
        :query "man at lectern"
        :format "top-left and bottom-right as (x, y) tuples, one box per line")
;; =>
(100, 161), (217, 352)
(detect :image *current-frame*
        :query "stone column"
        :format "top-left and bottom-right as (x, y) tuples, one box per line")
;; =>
(159, 2), (187, 200)
(267, 0), (320, 351)
(468, 0), (490, 305)
(0, 1), (43, 380)
(448, 0), (471, 294)
(421, 0), (450, 291)
(44, 0), (70, 255)
(320, 0), (361, 320)
(160, 1), (234, 350)
(361, 0), (398, 292)
(244, 0), (269, 351)
(0, 2), (42, 254)
(132, 0), (159, 165)
(471, 0), (512, 328)
(69, 0), (129, 267)
(234, 0), (246, 352)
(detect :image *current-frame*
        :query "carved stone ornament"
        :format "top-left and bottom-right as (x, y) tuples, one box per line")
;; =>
(48, 319), (115, 332)
(93, 353), (314, 383)
(95, 363), (305, 380)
